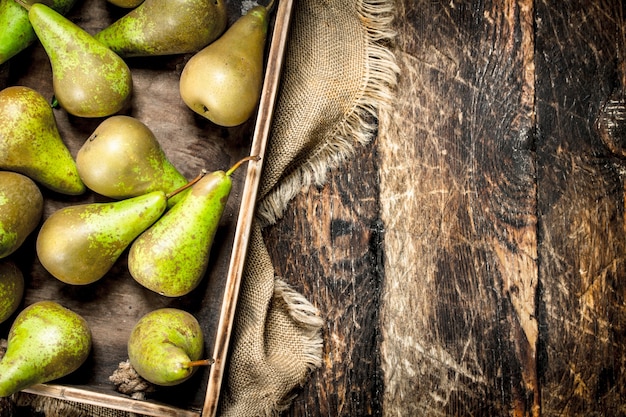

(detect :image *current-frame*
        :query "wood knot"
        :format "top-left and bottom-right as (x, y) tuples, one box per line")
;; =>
(596, 88), (626, 157)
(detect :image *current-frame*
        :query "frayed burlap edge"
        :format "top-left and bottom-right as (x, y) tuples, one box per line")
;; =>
(265, 278), (325, 417)
(255, 0), (400, 227)
(272, 277), (324, 372)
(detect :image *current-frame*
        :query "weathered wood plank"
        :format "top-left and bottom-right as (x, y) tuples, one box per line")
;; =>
(264, 138), (383, 417)
(378, 0), (537, 415)
(535, 1), (626, 415)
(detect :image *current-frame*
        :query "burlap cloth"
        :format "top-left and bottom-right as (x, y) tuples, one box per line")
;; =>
(1, 0), (398, 415)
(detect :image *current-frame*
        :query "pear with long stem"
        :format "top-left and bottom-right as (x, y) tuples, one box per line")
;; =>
(128, 156), (259, 297)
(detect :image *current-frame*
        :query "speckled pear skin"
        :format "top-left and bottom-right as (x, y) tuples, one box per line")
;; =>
(36, 191), (167, 285)
(94, 0), (227, 57)
(128, 168), (232, 297)
(0, 0), (77, 65)
(0, 261), (24, 324)
(106, 0), (143, 8)
(0, 301), (92, 397)
(76, 115), (188, 207)
(179, 5), (268, 127)
(128, 308), (204, 386)
(28, 3), (132, 118)
(0, 86), (85, 195)
(0, 172), (44, 259)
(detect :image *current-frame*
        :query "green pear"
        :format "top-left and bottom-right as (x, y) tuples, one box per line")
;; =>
(94, 0), (227, 57)
(0, 171), (44, 258)
(0, 0), (77, 65)
(179, 5), (269, 127)
(0, 86), (85, 195)
(0, 260), (24, 324)
(36, 191), (167, 285)
(107, 0), (143, 8)
(128, 156), (258, 297)
(76, 115), (188, 206)
(127, 308), (210, 386)
(28, 3), (133, 117)
(0, 300), (92, 397)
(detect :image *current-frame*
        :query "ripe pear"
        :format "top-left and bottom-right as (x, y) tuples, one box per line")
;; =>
(127, 308), (210, 386)
(0, 260), (24, 324)
(0, 301), (92, 397)
(28, 3), (133, 117)
(128, 156), (258, 297)
(179, 5), (269, 127)
(0, 171), (44, 259)
(76, 115), (188, 206)
(36, 191), (168, 285)
(107, 0), (144, 8)
(0, 86), (85, 195)
(0, 0), (77, 65)
(94, 0), (227, 57)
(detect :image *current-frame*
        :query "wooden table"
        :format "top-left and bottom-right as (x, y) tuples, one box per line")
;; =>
(270, 1), (626, 416)
(1, 1), (624, 416)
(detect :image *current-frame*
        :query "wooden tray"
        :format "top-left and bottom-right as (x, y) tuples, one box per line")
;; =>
(0, 0), (293, 415)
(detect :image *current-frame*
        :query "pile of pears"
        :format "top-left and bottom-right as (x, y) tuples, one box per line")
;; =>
(1, 0), (271, 124)
(0, 0), (273, 398)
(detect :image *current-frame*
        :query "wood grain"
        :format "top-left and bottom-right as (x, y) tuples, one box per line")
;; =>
(264, 137), (383, 417)
(272, 1), (626, 416)
(535, 1), (626, 415)
(378, 0), (538, 415)
(3, 0), (626, 416)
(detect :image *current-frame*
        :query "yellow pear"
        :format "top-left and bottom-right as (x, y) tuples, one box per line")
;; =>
(179, 6), (269, 127)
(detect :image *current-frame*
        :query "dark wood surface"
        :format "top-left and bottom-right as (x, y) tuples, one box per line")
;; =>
(2, 0), (626, 416)
(269, 1), (626, 416)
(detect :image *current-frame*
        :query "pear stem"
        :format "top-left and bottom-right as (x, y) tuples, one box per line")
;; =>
(225, 155), (261, 177)
(185, 358), (215, 368)
(165, 170), (207, 199)
(265, 0), (276, 13)
(14, 0), (29, 10)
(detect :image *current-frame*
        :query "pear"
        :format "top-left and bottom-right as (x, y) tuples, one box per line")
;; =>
(76, 115), (188, 206)
(36, 191), (167, 285)
(0, 172), (44, 259)
(0, 86), (85, 195)
(128, 156), (258, 297)
(107, 0), (144, 8)
(94, 0), (227, 57)
(0, 0), (77, 65)
(27, 3), (133, 118)
(127, 308), (210, 386)
(0, 300), (92, 397)
(0, 260), (24, 324)
(179, 5), (269, 127)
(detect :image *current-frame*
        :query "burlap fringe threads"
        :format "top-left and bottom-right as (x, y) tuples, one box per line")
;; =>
(256, 0), (400, 227)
